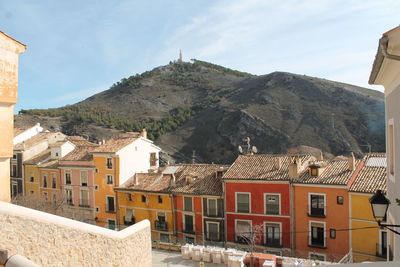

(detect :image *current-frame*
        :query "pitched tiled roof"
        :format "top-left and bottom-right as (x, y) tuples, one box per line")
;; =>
(117, 170), (173, 193)
(67, 136), (98, 147)
(117, 164), (229, 196)
(14, 132), (55, 150)
(24, 149), (51, 165)
(92, 132), (141, 153)
(349, 153), (387, 194)
(13, 127), (27, 137)
(170, 164), (229, 196)
(60, 145), (98, 162)
(296, 159), (361, 185)
(222, 154), (314, 180)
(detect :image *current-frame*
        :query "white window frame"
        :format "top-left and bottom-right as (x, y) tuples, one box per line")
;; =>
(106, 195), (115, 212)
(106, 174), (114, 185)
(65, 188), (73, 205)
(80, 170), (88, 186)
(308, 192), (326, 216)
(125, 208), (134, 222)
(207, 198), (218, 216)
(80, 189), (89, 206)
(309, 252), (326, 261)
(183, 213), (195, 233)
(235, 219), (252, 241)
(388, 119), (395, 180)
(206, 221), (220, 240)
(264, 221), (282, 246)
(106, 157), (113, 170)
(42, 172), (48, 188)
(65, 170), (72, 185)
(309, 220), (326, 247)
(157, 211), (167, 222)
(29, 171), (34, 183)
(184, 196), (193, 212)
(51, 172), (57, 188)
(235, 192), (251, 213)
(264, 193), (281, 215)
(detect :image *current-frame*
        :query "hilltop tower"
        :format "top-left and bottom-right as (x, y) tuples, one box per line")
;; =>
(178, 49), (183, 63)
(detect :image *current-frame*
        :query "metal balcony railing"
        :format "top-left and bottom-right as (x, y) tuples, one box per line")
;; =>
(183, 226), (195, 234)
(308, 206), (326, 218)
(124, 216), (135, 226)
(308, 235), (327, 249)
(264, 239), (282, 248)
(79, 199), (90, 208)
(155, 220), (168, 231)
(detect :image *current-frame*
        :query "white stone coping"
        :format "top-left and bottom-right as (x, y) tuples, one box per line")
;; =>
(0, 201), (150, 239)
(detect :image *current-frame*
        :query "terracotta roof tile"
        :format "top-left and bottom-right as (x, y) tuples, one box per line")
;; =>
(349, 153), (387, 193)
(223, 154), (314, 180)
(296, 159), (361, 185)
(24, 149), (51, 165)
(117, 170), (172, 193)
(92, 133), (141, 153)
(14, 132), (56, 150)
(60, 145), (98, 162)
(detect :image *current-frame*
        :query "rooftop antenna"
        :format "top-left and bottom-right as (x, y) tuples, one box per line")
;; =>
(178, 49), (183, 63)
(238, 137), (257, 155)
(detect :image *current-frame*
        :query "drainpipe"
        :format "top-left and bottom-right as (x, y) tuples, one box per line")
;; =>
(171, 193), (178, 243)
(380, 37), (400, 61)
(290, 182), (296, 257)
(223, 181), (227, 248)
(115, 188), (120, 230)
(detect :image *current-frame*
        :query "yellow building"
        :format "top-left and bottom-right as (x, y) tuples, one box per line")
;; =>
(115, 171), (175, 242)
(349, 153), (387, 262)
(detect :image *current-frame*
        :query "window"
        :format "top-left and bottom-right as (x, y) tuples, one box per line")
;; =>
(106, 158), (113, 169)
(310, 167), (318, 176)
(126, 193), (132, 201)
(150, 153), (157, 167)
(389, 122), (394, 175)
(12, 154), (17, 159)
(380, 231), (387, 257)
(236, 220), (251, 243)
(330, 229), (336, 239)
(11, 183), (17, 198)
(184, 214), (194, 234)
(66, 189), (73, 205)
(236, 193), (250, 213)
(206, 222), (219, 241)
(265, 223), (281, 247)
(309, 252), (326, 262)
(80, 190), (89, 207)
(184, 196), (193, 211)
(108, 219), (116, 230)
(208, 199), (217, 217)
(30, 190), (34, 195)
(51, 173), (56, 188)
(141, 195), (147, 203)
(310, 222), (325, 247)
(309, 194), (325, 217)
(337, 196), (344, 205)
(52, 193), (57, 205)
(94, 185), (99, 190)
(81, 171), (88, 186)
(124, 209), (134, 225)
(106, 196), (115, 212)
(156, 212), (167, 230)
(65, 171), (71, 185)
(160, 233), (170, 243)
(158, 195), (163, 204)
(265, 194), (280, 215)
(11, 164), (17, 177)
(29, 171), (34, 182)
(106, 175), (114, 185)
(42, 173), (47, 188)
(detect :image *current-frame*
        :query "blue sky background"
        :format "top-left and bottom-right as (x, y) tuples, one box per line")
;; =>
(1, 0), (399, 112)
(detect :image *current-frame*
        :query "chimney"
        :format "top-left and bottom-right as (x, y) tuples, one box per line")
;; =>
(141, 128), (147, 139)
(274, 157), (282, 170)
(317, 151), (323, 161)
(348, 152), (356, 171)
(288, 157), (301, 178)
(134, 173), (139, 185)
(169, 174), (176, 186)
(102, 138), (106, 145)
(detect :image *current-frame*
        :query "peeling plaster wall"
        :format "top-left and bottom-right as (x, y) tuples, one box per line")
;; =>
(0, 202), (152, 267)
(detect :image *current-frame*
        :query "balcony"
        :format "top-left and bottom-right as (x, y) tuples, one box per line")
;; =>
(308, 207), (326, 218)
(235, 236), (249, 244)
(183, 226), (195, 235)
(155, 220), (168, 231)
(66, 199), (73, 206)
(78, 199), (90, 208)
(124, 216), (136, 226)
(308, 236), (326, 249)
(264, 239), (282, 248)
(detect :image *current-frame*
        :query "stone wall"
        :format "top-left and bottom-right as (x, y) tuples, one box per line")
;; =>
(0, 202), (152, 266)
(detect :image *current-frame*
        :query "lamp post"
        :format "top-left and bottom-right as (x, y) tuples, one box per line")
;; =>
(370, 190), (400, 235)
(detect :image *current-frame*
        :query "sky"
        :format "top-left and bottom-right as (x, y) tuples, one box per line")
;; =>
(1, 0), (399, 112)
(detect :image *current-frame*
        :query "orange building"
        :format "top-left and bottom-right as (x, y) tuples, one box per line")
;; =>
(92, 131), (160, 229)
(292, 155), (361, 262)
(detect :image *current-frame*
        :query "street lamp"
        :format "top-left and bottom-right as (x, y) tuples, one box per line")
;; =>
(370, 190), (400, 235)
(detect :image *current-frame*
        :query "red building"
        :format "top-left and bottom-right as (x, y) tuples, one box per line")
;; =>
(223, 154), (314, 256)
(171, 164), (228, 245)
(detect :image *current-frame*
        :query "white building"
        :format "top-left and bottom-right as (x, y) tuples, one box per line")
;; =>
(369, 25), (400, 261)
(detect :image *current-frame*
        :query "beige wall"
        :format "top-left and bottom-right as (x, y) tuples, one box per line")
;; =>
(0, 202), (152, 266)
(0, 159), (10, 202)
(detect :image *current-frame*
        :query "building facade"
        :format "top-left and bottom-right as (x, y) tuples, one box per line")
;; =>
(369, 25), (400, 261)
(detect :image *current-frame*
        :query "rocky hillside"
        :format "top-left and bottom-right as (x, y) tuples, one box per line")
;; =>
(16, 60), (385, 164)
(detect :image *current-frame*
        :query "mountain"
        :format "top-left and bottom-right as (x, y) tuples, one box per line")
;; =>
(16, 59), (385, 164)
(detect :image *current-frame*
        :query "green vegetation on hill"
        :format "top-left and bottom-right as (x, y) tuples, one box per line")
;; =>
(191, 59), (254, 78)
